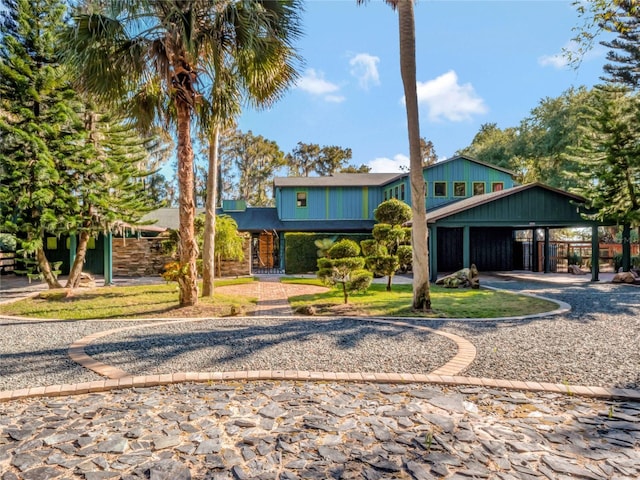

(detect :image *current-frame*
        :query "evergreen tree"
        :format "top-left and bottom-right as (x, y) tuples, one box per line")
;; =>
(222, 130), (285, 206)
(0, 0), (80, 288)
(65, 110), (161, 287)
(566, 85), (640, 226)
(599, 1), (640, 88)
(286, 142), (321, 177)
(316, 146), (352, 176)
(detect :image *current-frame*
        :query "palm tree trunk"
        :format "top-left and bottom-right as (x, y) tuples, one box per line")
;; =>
(35, 246), (62, 289)
(397, 0), (431, 311)
(176, 99), (199, 307)
(202, 126), (220, 297)
(66, 230), (90, 289)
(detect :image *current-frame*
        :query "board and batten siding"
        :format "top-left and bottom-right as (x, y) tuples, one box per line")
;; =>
(276, 186), (381, 221)
(424, 158), (516, 209)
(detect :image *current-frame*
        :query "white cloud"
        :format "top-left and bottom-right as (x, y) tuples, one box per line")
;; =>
(325, 94), (346, 103)
(539, 40), (604, 69)
(538, 40), (577, 69)
(349, 53), (381, 90)
(296, 68), (341, 101)
(367, 154), (409, 173)
(415, 70), (488, 122)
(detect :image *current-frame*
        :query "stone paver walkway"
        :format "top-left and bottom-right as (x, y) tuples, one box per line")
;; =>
(0, 275), (638, 479)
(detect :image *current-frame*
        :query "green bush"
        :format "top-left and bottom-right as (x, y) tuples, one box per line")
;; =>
(0, 233), (17, 252)
(317, 239), (372, 303)
(284, 233), (371, 274)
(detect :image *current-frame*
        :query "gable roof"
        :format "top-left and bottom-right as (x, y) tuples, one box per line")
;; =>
(274, 172), (402, 188)
(428, 155), (517, 177)
(423, 183), (587, 225)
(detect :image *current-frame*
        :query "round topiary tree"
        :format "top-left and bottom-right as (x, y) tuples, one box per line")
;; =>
(317, 239), (372, 304)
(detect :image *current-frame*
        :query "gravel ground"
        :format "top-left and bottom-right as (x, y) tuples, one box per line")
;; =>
(1, 277), (638, 392)
(86, 318), (457, 376)
(441, 279), (640, 389)
(0, 319), (149, 391)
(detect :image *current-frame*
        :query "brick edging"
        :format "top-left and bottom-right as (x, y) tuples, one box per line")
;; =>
(2, 372), (639, 403)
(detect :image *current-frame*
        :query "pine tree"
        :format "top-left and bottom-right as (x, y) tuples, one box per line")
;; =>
(0, 0), (81, 288)
(566, 86), (640, 226)
(600, 1), (640, 88)
(64, 109), (161, 288)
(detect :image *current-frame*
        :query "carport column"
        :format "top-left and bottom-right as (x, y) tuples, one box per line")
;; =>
(103, 232), (113, 285)
(543, 227), (550, 273)
(622, 223), (631, 272)
(462, 225), (470, 268)
(69, 234), (77, 272)
(429, 226), (438, 283)
(531, 229), (539, 272)
(591, 224), (600, 282)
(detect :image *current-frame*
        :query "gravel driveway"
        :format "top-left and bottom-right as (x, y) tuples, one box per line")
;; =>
(1, 276), (638, 392)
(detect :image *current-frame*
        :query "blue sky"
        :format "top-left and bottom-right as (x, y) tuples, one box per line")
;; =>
(237, 0), (610, 173)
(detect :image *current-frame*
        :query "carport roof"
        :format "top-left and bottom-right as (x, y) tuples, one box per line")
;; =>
(421, 183), (597, 228)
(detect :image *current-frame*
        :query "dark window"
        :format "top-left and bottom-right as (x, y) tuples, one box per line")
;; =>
(394, 186), (399, 198)
(296, 192), (307, 207)
(434, 182), (447, 197)
(400, 184), (405, 200)
(384, 190), (388, 201)
(453, 182), (466, 197)
(473, 182), (485, 195)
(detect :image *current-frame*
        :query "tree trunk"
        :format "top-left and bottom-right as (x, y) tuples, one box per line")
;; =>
(35, 246), (62, 289)
(176, 99), (199, 306)
(66, 230), (90, 289)
(387, 274), (392, 292)
(397, 0), (431, 311)
(202, 126), (220, 297)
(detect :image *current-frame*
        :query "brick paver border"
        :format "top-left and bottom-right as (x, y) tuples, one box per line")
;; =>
(2, 280), (639, 403)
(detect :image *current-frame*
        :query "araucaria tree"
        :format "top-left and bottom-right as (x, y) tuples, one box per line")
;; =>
(317, 239), (372, 304)
(566, 86), (640, 226)
(0, 0), (81, 288)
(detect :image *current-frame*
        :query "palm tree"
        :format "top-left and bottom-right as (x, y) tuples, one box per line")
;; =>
(200, 0), (302, 296)
(63, 0), (265, 306)
(358, 0), (431, 310)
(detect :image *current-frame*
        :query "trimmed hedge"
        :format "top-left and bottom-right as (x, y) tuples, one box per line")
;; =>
(284, 232), (372, 274)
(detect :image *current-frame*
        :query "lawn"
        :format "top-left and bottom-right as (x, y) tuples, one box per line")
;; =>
(283, 277), (558, 318)
(0, 278), (258, 320)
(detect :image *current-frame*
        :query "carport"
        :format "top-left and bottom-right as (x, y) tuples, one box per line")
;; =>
(425, 183), (625, 283)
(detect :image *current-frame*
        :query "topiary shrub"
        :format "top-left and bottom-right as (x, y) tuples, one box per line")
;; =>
(317, 239), (372, 304)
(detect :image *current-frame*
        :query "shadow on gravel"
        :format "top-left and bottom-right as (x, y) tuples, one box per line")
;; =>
(83, 318), (456, 376)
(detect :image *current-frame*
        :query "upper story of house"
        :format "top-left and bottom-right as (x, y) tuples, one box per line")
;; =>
(272, 155), (517, 222)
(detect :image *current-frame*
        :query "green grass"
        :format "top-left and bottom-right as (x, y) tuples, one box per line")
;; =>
(286, 281), (558, 318)
(0, 278), (257, 320)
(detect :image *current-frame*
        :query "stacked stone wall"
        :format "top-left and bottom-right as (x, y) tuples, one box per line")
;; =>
(112, 236), (251, 278)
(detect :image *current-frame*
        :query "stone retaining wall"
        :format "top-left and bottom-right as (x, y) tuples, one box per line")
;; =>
(112, 236), (251, 278)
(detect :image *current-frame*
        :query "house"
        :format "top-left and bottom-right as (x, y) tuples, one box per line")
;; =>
(46, 155), (627, 281)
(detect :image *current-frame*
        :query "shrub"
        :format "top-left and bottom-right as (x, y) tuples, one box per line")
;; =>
(317, 239), (372, 303)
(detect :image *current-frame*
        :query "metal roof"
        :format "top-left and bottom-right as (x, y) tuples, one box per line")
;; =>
(419, 183), (590, 227)
(274, 172), (402, 188)
(140, 207), (375, 233)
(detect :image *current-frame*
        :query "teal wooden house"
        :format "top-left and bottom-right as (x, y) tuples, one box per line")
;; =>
(54, 155), (627, 282)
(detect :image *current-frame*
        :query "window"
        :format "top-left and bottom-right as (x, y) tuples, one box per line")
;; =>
(384, 190), (388, 201)
(394, 186), (399, 199)
(473, 182), (485, 196)
(400, 184), (405, 201)
(296, 192), (307, 207)
(434, 181), (447, 197)
(453, 182), (466, 197)
(492, 182), (504, 192)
